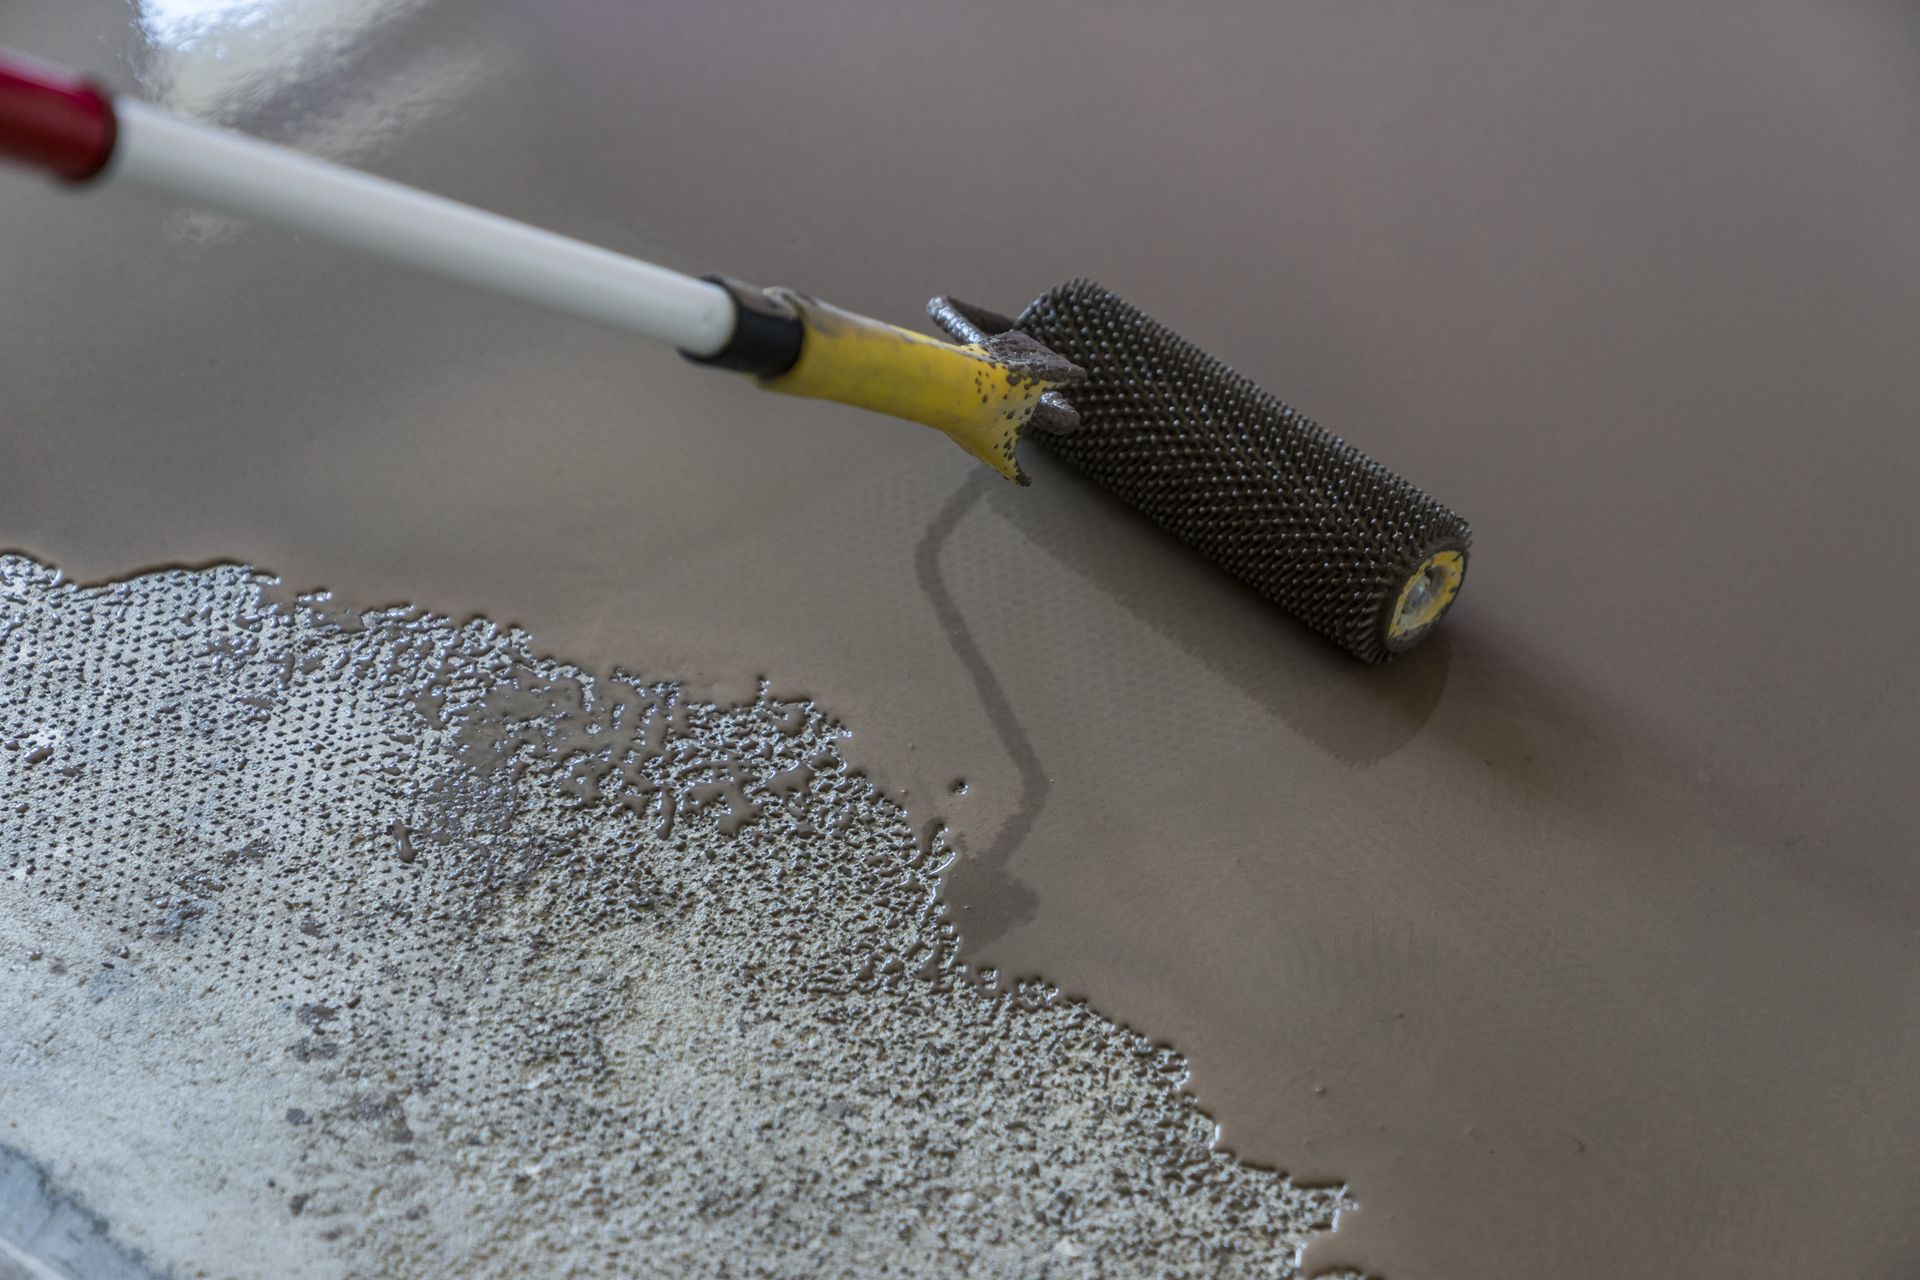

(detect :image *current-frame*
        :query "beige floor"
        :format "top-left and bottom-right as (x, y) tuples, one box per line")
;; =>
(3, 2), (1919, 1277)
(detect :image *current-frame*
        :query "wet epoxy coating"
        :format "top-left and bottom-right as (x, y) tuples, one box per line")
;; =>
(3, 2), (1919, 1277)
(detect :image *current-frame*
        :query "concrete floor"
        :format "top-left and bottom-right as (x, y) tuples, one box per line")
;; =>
(7, 3), (1920, 1276)
(0, 557), (1346, 1277)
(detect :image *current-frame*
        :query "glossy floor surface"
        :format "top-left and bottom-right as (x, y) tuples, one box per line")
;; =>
(3, 2), (1918, 1276)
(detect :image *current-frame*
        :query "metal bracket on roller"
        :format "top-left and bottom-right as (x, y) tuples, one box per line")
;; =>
(926, 297), (1083, 439)
(934, 280), (1473, 661)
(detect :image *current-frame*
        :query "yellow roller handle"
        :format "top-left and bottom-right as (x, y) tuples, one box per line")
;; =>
(757, 291), (1082, 484)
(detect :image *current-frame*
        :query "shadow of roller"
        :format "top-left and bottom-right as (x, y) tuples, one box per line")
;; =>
(985, 452), (1451, 767)
(918, 461), (1451, 951)
(964, 449), (1755, 874)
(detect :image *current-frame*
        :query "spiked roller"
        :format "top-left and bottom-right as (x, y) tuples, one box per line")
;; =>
(933, 284), (1471, 662)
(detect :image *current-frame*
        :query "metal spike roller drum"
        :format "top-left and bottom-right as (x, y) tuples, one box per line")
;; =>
(933, 283), (1472, 662)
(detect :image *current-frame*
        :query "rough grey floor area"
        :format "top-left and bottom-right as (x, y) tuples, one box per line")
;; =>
(0, 556), (1344, 1278)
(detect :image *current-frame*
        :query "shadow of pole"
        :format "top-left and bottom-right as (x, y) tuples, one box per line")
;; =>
(913, 470), (1047, 950)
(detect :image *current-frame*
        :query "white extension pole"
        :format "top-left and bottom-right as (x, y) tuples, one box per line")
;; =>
(106, 99), (737, 356)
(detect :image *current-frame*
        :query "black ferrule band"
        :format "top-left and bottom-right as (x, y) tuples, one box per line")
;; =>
(679, 275), (804, 377)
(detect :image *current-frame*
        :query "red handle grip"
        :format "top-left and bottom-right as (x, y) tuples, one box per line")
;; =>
(0, 51), (118, 182)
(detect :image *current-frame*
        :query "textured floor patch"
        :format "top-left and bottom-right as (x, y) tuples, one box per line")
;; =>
(0, 556), (1344, 1278)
